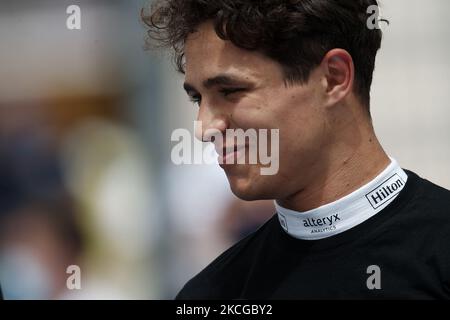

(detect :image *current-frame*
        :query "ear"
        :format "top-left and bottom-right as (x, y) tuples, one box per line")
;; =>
(320, 49), (354, 107)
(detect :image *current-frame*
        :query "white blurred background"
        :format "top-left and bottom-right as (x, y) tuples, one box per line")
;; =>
(0, 0), (448, 299)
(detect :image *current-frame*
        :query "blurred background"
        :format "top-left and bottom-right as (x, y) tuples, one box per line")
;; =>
(0, 0), (449, 299)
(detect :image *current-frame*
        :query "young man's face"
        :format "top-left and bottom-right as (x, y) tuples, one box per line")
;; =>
(184, 22), (330, 201)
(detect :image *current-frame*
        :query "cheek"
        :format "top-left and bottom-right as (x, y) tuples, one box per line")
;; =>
(229, 105), (271, 130)
(273, 95), (327, 166)
(230, 95), (284, 130)
(228, 88), (325, 156)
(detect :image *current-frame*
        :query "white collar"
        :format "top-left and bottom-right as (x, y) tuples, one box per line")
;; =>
(275, 158), (408, 240)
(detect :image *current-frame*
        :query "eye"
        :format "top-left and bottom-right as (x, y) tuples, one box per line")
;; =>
(189, 95), (202, 106)
(219, 88), (246, 97)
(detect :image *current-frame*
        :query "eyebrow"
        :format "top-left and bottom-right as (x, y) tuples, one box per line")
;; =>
(183, 74), (252, 94)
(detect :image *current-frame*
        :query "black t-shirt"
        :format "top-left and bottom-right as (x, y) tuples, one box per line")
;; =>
(176, 170), (450, 299)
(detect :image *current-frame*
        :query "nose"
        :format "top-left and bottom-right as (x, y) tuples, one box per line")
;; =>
(194, 104), (228, 142)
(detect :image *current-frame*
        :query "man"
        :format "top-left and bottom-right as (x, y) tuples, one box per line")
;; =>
(145, 0), (450, 299)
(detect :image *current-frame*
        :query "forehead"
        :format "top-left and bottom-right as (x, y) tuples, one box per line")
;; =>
(184, 22), (284, 84)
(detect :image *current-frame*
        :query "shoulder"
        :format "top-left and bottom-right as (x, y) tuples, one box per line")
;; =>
(401, 169), (450, 239)
(175, 215), (277, 300)
(405, 170), (450, 289)
(406, 170), (450, 219)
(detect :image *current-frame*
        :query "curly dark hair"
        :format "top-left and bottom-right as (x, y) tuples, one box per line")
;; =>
(143, 0), (384, 111)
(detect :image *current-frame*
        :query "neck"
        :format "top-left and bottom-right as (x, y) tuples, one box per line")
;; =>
(278, 108), (390, 212)
(275, 159), (407, 240)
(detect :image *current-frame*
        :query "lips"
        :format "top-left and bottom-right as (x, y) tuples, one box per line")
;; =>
(216, 144), (247, 165)
(214, 141), (242, 155)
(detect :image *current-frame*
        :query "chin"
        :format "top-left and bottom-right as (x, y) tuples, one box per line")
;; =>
(231, 188), (260, 201)
(227, 175), (274, 201)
